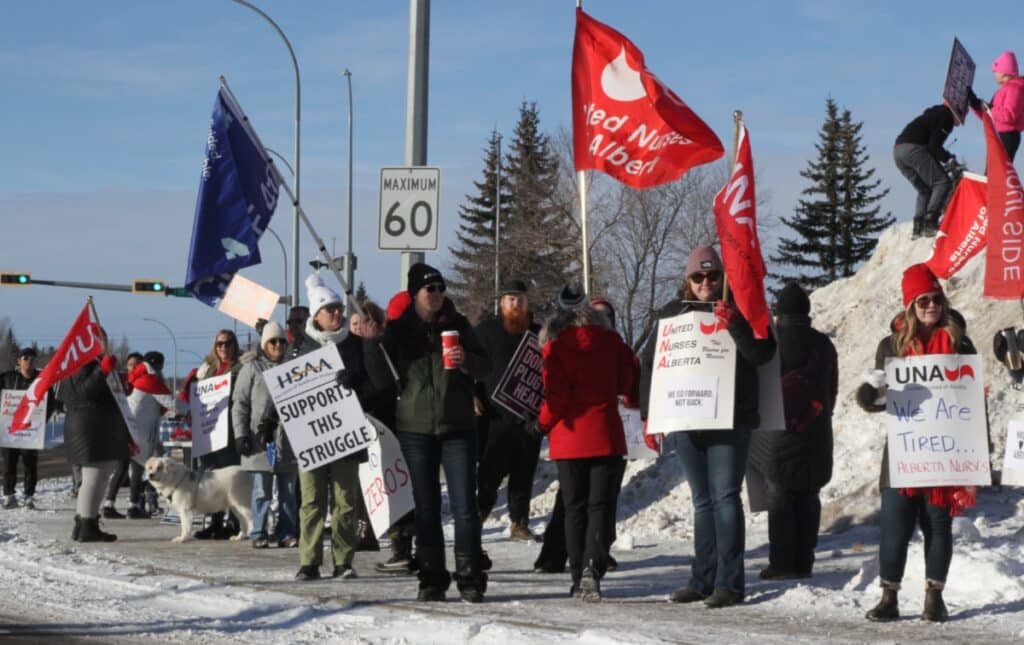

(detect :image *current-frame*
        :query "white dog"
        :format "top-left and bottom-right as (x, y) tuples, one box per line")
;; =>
(145, 457), (254, 543)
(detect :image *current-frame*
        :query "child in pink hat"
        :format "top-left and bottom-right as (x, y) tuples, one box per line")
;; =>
(990, 51), (1024, 160)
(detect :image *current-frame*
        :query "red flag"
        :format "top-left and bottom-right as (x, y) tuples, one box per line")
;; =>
(712, 125), (770, 339)
(977, 107), (1024, 298)
(8, 302), (102, 432)
(925, 172), (988, 279)
(572, 8), (724, 188)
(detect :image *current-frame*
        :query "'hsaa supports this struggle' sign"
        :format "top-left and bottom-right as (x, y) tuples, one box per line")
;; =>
(885, 354), (990, 487)
(263, 344), (374, 472)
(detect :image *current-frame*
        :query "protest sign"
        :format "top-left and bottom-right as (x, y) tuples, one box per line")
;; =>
(884, 354), (990, 487)
(756, 350), (785, 432)
(943, 37), (976, 125)
(217, 274), (280, 328)
(647, 311), (736, 434)
(358, 416), (415, 538)
(106, 372), (144, 464)
(621, 405), (658, 460)
(1001, 418), (1024, 487)
(188, 373), (232, 459)
(492, 331), (543, 420)
(0, 390), (46, 450)
(263, 344), (373, 472)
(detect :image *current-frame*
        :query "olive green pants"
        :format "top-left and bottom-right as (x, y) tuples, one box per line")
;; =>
(298, 458), (359, 568)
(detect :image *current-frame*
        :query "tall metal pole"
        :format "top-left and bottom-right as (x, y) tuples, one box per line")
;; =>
(265, 226), (289, 317)
(400, 0), (430, 289)
(143, 317), (178, 395)
(342, 69), (356, 296)
(230, 0), (300, 308)
(493, 133), (502, 315)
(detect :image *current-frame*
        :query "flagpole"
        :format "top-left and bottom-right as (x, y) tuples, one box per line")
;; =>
(722, 109), (743, 304)
(576, 0), (590, 295)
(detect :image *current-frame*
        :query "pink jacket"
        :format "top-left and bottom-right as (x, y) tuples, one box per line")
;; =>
(991, 78), (1024, 133)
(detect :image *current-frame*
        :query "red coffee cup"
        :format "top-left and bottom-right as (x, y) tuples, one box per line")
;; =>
(441, 330), (460, 369)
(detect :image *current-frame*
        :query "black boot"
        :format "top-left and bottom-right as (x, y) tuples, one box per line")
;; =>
(416, 549), (451, 602)
(865, 583), (899, 622)
(77, 517), (117, 543)
(912, 216), (924, 239)
(454, 553), (487, 603)
(921, 212), (941, 237)
(921, 580), (949, 623)
(71, 515), (82, 541)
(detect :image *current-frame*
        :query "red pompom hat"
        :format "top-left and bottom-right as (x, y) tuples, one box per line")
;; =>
(901, 263), (943, 307)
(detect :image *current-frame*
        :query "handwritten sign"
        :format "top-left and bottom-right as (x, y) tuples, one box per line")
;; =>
(217, 274), (280, 328)
(189, 373), (232, 459)
(358, 416), (415, 538)
(492, 331), (543, 420)
(884, 354), (990, 487)
(1001, 418), (1024, 487)
(647, 311), (736, 433)
(943, 37), (976, 125)
(0, 390), (46, 450)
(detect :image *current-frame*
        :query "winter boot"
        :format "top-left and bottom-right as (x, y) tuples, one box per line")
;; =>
(127, 504), (150, 520)
(22, 496), (35, 510)
(101, 503), (125, 520)
(3, 495), (18, 509)
(921, 212), (941, 237)
(912, 216), (924, 239)
(416, 550), (451, 602)
(578, 566), (602, 603)
(294, 565), (321, 581)
(71, 515), (82, 541)
(668, 586), (707, 603)
(376, 532), (414, 574)
(704, 587), (744, 608)
(77, 517), (117, 543)
(454, 553), (487, 604)
(865, 582), (900, 622)
(921, 580), (949, 623)
(509, 520), (541, 543)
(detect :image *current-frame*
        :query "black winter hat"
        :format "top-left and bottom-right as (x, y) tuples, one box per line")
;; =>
(407, 262), (446, 295)
(775, 282), (810, 317)
(499, 279), (528, 296)
(143, 351), (165, 371)
(556, 283), (588, 310)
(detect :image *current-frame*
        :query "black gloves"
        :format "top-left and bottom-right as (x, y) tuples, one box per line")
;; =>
(967, 88), (983, 111)
(257, 410), (278, 447)
(235, 436), (254, 457)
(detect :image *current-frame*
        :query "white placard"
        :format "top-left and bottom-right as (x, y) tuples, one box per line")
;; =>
(263, 344), (374, 472)
(621, 405), (658, 460)
(647, 311), (736, 433)
(106, 373), (143, 464)
(755, 350), (786, 432)
(1001, 419), (1024, 487)
(216, 274), (280, 328)
(378, 166), (440, 251)
(189, 373), (232, 459)
(358, 416), (415, 538)
(885, 355), (990, 487)
(0, 390), (46, 450)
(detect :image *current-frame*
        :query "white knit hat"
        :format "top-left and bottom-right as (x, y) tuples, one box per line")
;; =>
(260, 321), (286, 347)
(305, 271), (342, 316)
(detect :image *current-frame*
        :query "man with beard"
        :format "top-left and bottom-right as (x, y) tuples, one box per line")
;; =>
(474, 280), (543, 541)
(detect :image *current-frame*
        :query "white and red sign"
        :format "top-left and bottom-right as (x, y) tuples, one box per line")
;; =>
(0, 390), (46, 450)
(621, 405), (658, 460)
(571, 8), (723, 188)
(926, 172), (988, 279)
(977, 107), (1024, 299)
(358, 416), (415, 538)
(188, 373), (232, 459)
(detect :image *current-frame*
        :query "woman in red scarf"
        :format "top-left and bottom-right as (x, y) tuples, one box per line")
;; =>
(856, 264), (977, 623)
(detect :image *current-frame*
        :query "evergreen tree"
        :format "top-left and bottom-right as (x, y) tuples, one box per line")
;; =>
(354, 281), (368, 305)
(772, 98), (892, 289)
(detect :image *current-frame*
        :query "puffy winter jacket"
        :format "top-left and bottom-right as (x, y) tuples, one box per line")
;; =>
(991, 78), (1024, 133)
(57, 360), (131, 465)
(231, 352), (296, 473)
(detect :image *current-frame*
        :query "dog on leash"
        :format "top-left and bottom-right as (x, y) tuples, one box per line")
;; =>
(144, 457), (254, 543)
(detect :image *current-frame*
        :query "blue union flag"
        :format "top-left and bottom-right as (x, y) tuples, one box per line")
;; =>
(185, 87), (281, 306)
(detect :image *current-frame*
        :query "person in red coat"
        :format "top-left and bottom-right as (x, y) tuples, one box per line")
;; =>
(537, 284), (639, 602)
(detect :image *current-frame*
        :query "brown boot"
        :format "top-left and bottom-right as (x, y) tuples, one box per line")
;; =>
(865, 582), (899, 622)
(510, 520), (540, 543)
(921, 580), (949, 623)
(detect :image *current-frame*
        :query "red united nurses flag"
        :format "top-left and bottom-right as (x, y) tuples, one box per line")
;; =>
(712, 125), (770, 339)
(572, 8), (723, 188)
(977, 107), (1024, 298)
(8, 302), (103, 432)
(925, 172), (988, 279)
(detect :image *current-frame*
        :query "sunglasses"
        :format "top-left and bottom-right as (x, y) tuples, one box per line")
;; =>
(914, 294), (945, 308)
(424, 283), (446, 294)
(322, 303), (343, 314)
(266, 338), (286, 346)
(215, 340), (235, 347)
(689, 271), (722, 284)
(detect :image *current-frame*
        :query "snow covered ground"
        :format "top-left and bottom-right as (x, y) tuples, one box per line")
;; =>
(2, 222), (1024, 643)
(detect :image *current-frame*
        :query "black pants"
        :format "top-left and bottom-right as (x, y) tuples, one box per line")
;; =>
(766, 482), (821, 574)
(557, 455), (624, 583)
(477, 421), (541, 523)
(2, 448), (38, 497)
(1000, 130), (1021, 162)
(104, 459), (145, 506)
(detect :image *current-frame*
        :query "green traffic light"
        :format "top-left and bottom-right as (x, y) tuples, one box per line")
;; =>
(17, 275), (27, 284)
(153, 282), (163, 291)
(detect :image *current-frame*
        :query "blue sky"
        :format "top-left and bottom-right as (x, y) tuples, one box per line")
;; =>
(2, 0), (1023, 375)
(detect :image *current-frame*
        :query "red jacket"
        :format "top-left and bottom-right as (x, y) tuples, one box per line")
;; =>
(538, 311), (639, 460)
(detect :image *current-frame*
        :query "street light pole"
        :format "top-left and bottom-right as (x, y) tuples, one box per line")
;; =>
(143, 318), (178, 395)
(342, 69), (356, 296)
(230, 0), (301, 308)
(265, 226), (288, 317)
(400, 0), (429, 289)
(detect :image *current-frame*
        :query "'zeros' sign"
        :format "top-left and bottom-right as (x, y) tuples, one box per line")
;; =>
(378, 166), (440, 251)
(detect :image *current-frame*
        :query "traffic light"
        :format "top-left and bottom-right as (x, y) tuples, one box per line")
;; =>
(0, 272), (31, 286)
(132, 279), (166, 294)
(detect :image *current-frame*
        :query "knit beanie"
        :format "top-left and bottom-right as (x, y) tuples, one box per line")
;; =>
(260, 321), (286, 347)
(143, 351), (165, 372)
(556, 283), (588, 310)
(774, 282), (811, 317)
(685, 245), (723, 277)
(305, 271), (343, 316)
(407, 262), (445, 295)
(901, 263), (943, 307)
(993, 51), (1019, 77)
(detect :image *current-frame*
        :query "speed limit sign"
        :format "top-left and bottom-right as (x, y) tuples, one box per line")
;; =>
(378, 166), (440, 251)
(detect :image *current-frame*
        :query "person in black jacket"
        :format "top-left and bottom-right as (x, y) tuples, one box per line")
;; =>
(2, 348), (59, 510)
(474, 279), (543, 542)
(894, 103), (959, 238)
(748, 282), (837, 580)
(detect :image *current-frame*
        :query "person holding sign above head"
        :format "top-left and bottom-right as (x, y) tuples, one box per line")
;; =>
(856, 263), (977, 623)
(368, 263), (491, 602)
(894, 103), (960, 238)
(639, 245), (776, 609)
(537, 284), (639, 602)
(987, 51), (1024, 161)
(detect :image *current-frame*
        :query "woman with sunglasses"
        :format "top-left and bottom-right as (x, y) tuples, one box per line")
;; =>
(231, 321), (298, 549)
(856, 264), (977, 623)
(639, 245), (776, 608)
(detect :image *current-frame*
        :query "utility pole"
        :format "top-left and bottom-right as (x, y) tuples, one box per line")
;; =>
(342, 69), (356, 297)
(400, 0), (430, 289)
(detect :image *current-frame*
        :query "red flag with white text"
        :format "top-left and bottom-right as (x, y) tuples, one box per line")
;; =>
(572, 8), (724, 188)
(925, 172), (988, 279)
(8, 302), (103, 432)
(712, 125), (770, 339)
(977, 107), (1024, 298)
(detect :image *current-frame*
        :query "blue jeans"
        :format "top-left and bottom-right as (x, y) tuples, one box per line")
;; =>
(670, 428), (751, 595)
(878, 487), (953, 584)
(397, 430), (480, 581)
(251, 471), (298, 541)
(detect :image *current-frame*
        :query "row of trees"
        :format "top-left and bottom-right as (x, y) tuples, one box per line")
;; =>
(448, 97), (893, 348)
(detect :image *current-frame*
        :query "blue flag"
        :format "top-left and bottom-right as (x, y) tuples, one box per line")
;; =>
(185, 87), (281, 306)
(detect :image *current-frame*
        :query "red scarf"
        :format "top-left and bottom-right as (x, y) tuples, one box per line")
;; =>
(900, 326), (977, 517)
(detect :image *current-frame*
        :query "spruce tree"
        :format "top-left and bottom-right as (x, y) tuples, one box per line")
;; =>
(772, 98), (892, 289)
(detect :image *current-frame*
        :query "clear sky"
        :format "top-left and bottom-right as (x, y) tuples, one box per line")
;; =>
(2, 0), (1022, 376)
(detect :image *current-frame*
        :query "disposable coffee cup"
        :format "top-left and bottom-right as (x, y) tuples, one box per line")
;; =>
(441, 330), (460, 369)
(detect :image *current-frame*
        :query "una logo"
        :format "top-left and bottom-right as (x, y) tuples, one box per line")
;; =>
(893, 364), (975, 384)
(699, 320), (727, 335)
(276, 358), (334, 389)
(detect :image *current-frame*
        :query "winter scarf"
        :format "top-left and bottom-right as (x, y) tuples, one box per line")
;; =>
(304, 317), (349, 347)
(900, 326), (977, 517)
